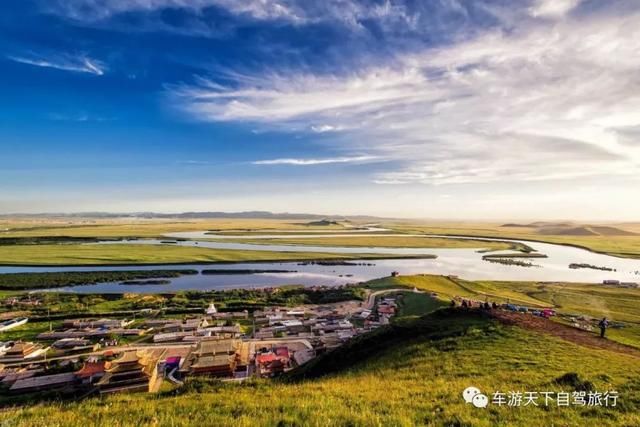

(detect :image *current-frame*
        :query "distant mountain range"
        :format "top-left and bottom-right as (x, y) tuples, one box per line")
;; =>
(0, 211), (385, 221)
(501, 221), (637, 236)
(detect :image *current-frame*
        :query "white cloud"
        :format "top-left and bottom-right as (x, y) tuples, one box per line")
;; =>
(172, 8), (640, 186)
(252, 156), (377, 165)
(311, 125), (342, 133)
(8, 53), (105, 75)
(46, 0), (416, 27)
(47, 0), (300, 22)
(529, 0), (583, 18)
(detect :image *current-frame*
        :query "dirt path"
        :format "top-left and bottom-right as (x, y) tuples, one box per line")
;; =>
(491, 310), (640, 357)
(363, 288), (412, 310)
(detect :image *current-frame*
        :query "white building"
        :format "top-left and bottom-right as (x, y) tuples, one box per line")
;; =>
(206, 303), (217, 315)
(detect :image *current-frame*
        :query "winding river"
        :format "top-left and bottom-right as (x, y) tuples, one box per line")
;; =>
(1, 230), (639, 293)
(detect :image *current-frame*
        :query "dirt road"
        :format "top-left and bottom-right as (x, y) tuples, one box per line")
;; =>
(492, 310), (640, 357)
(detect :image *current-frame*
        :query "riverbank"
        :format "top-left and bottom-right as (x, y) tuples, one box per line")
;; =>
(199, 235), (529, 252)
(419, 232), (640, 260)
(0, 244), (436, 267)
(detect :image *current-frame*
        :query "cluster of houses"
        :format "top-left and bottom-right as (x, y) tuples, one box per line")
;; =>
(602, 279), (639, 288)
(36, 318), (146, 343)
(0, 294), (401, 397)
(251, 296), (397, 351)
(3, 295), (42, 308)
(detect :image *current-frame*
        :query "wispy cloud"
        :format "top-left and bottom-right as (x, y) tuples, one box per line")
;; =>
(47, 0), (413, 27)
(172, 6), (640, 185)
(43, 0), (490, 41)
(48, 112), (112, 122)
(8, 53), (105, 75)
(252, 156), (377, 166)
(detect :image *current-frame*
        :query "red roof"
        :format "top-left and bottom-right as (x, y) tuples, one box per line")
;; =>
(256, 353), (277, 364)
(75, 361), (106, 378)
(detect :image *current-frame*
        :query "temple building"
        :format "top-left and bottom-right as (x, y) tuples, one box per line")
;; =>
(180, 339), (239, 377)
(97, 350), (162, 393)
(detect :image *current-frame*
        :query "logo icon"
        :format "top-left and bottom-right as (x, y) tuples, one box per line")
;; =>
(463, 386), (489, 408)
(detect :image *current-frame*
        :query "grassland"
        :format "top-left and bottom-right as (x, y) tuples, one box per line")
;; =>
(386, 221), (640, 258)
(393, 291), (447, 317)
(211, 235), (529, 251)
(0, 320), (64, 342)
(0, 244), (423, 266)
(3, 217), (640, 258)
(2, 310), (639, 427)
(0, 270), (199, 290)
(0, 218), (348, 239)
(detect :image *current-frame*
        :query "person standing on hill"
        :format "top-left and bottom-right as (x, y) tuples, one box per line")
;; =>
(598, 317), (609, 338)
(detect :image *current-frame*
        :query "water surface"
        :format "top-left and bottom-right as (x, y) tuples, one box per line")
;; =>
(1, 231), (638, 293)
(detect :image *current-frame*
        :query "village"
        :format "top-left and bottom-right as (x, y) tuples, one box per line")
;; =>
(0, 289), (404, 397)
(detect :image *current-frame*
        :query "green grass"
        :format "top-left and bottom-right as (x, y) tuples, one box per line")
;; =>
(0, 244), (423, 266)
(209, 235), (528, 251)
(0, 287), (367, 320)
(386, 221), (640, 258)
(393, 291), (447, 317)
(3, 310), (639, 426)
(0, 270), (198, 290)
(0, 320), (63, 342)
(0, 218), (350, 238)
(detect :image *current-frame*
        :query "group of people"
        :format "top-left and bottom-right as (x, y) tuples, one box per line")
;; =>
(450, 296), (612, 340)
(451, 298), (498, 310)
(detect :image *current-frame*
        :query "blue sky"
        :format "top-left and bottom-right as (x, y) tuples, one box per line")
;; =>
(1, 0), (639, 219)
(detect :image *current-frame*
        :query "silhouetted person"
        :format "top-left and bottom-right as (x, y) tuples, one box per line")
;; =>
(484, 302), (490, 310)
(450, 299), (456, 308)
(461, 300), (468, 309)
(492, 302), (498, 310)
(598, 317), (609, 338)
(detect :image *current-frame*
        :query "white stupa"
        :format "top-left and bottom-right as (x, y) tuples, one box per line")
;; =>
(206, 303), (217, 315)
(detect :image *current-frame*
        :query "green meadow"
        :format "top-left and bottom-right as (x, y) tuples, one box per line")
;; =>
(0, 244), (421, 266)
(385, 221), (640, 259)
(205, 235), (529, 252)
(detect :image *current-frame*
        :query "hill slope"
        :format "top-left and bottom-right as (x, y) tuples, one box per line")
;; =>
(3, 310), (640, 427)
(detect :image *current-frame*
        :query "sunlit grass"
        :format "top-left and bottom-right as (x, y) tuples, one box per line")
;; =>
(386, 221), (640, 258)
(0, 244), (413, 266)
(210, 235), (525, 251)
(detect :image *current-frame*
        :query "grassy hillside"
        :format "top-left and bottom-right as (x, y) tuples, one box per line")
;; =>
(3, 310), (639, 426)
(366, 275), (640, 348)
(0, 244), (419, 266)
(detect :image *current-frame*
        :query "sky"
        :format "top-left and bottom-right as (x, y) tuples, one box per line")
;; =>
(1, 0), (639, 220)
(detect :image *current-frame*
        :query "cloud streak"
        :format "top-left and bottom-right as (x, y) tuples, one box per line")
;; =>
(8, 53), (105, 75)
(47, 0), (414, 27)
(252, 156), (377, 166)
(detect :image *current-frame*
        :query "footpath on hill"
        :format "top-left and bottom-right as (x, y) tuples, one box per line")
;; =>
(491, 310), (640, 357)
